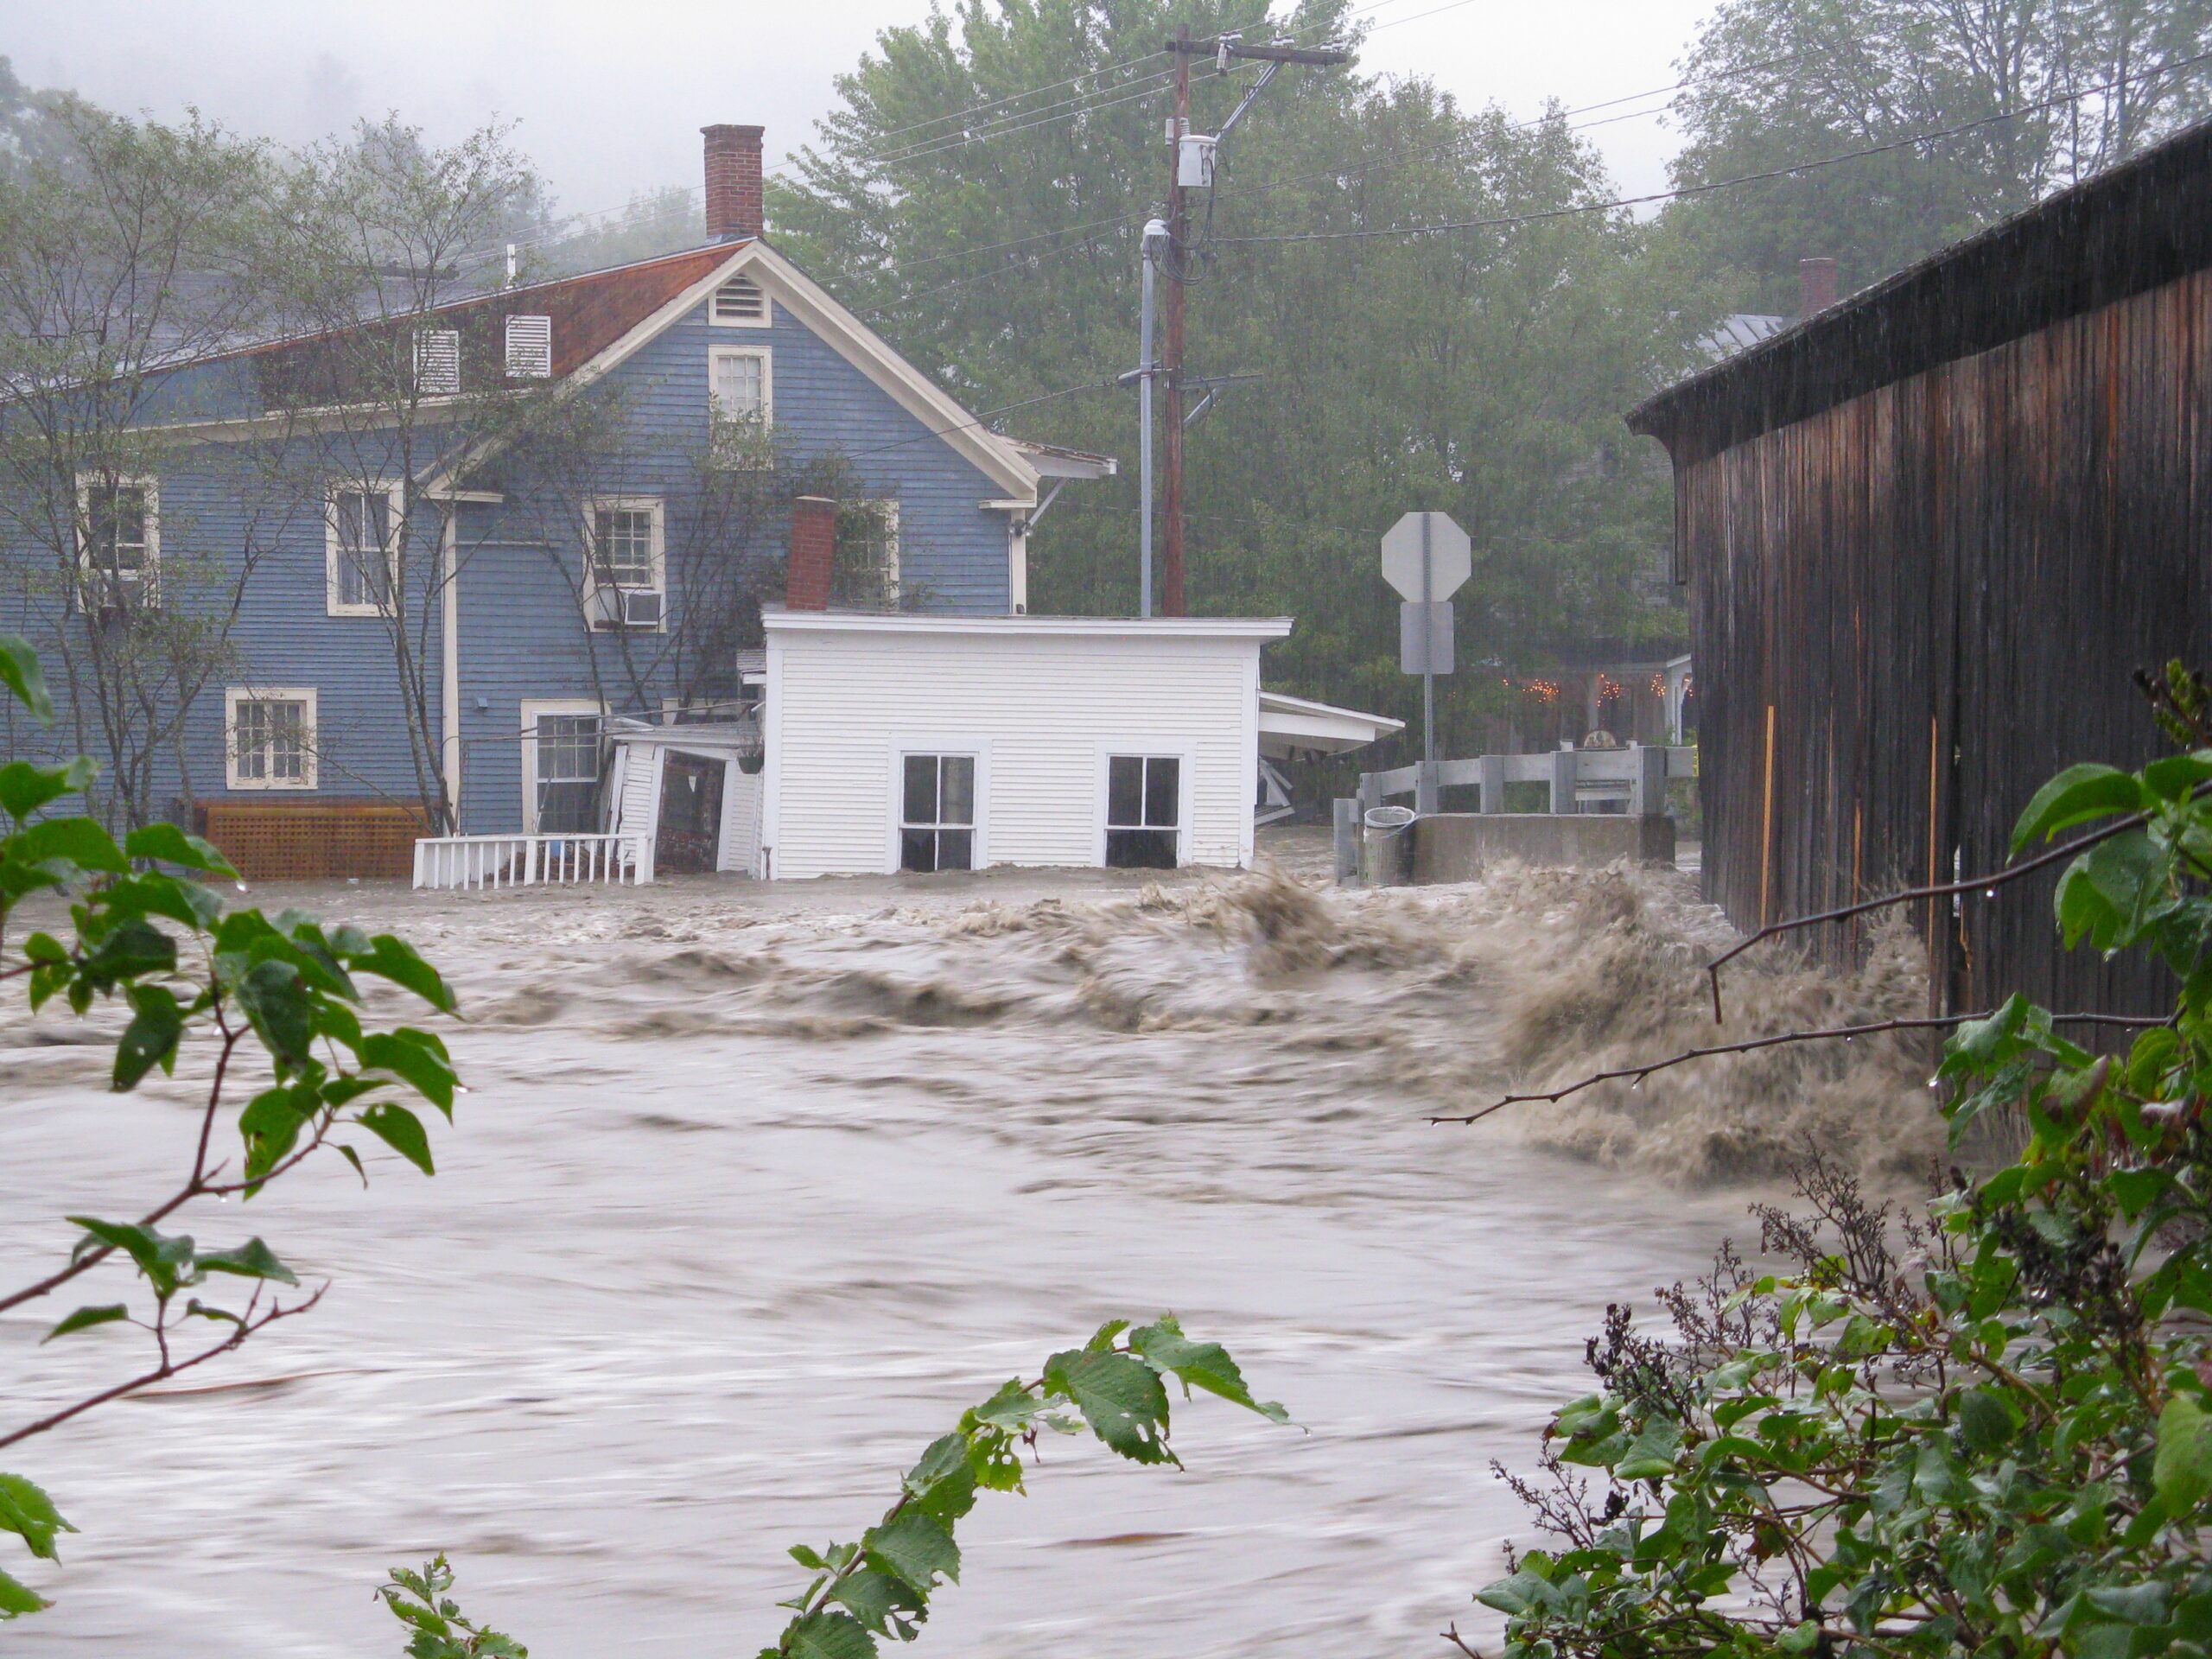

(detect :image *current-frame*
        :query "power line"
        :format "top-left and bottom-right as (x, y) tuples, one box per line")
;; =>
(840, 376), (1119, 460)
(858, 52), (1808, 314)
(466, 0), (1439, 271)
(1211, 48), (2212, 245)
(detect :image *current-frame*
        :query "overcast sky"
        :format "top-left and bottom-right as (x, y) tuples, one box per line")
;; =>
(6, 0), (1717, 222)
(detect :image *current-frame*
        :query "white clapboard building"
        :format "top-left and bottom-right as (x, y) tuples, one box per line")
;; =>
(447, 524), (1400, 889)
(755, 607), (1293, 880)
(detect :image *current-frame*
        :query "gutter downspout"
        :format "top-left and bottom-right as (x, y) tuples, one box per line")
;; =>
(440, 508), (461, 831)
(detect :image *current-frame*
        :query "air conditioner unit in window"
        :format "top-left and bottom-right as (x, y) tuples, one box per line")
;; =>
(620, 588), (663, 629)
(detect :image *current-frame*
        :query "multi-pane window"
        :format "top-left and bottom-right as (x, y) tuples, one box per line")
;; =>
(709, 347), (769, 422)
(900, 753), (975, 873)
(832, 500), (899, 609)
(586, 499), (663, 631)
(533, 714), (601, 833)
(80, 480), (156, 602)
(1105, 754), (1180, 869)
(329, 487), (394, 612)
(228, 690), (315, 790)
(591, 507), (657, 588)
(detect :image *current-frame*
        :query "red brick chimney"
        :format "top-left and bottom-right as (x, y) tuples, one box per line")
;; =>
(702, 124), (766, 244)
(1798, 256), (1839, 318)
(788, 496), (836, 610)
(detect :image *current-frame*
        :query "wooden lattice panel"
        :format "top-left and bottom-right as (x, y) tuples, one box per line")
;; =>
(198, 801), (429, 882)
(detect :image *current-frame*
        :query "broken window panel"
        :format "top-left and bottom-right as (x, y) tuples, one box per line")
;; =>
(1106, 753), (1180, 869)
(899, 753), (976, 872)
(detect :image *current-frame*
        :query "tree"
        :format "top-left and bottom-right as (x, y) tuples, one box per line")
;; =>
(0, 98), (316, 830)
(772, 0), (1705, 762)
(257, 118), (592, 831)
(540, 185), (703, 279)
(0, 634), (461, 1618)
(1664, 0), (2212, 313)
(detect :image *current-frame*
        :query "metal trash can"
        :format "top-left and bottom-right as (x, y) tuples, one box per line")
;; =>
(1360, 804), (1416, 887)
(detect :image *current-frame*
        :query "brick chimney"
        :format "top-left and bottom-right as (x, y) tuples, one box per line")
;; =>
(1798, 256), (1839, 318)
(702, 124), (766, 244)
(788, 496), (836, 611)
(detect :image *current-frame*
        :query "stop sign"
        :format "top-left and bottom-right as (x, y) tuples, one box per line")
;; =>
(1380, 512), (1473, 602)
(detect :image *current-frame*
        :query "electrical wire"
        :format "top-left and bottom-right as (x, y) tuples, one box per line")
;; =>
(1209, 48), (2212, 246)
(838, 376), (1120, 460)
(857, 51), (1808, 314)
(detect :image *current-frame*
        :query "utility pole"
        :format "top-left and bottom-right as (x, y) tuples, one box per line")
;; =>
(1156, 29), (1350, 616)
(1161, 24), (1192, 617)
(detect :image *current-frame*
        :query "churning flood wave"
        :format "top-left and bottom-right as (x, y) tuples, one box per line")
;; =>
(0, 848), (1939, 1656)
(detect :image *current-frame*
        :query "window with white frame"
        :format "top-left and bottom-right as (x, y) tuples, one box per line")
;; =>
(414, 328), (461, 395)
(505, 314), (552, 378)
(1105, 753), (1180, 869)
(709, 346), (771, 424)
(899, 753), (975, 873)
(77, 475), (158, 606)
(710, 273), (768, 326)
(583, 497), (664, 630)
(833, 499), (900, 609)
(226, 687), (317, 790)
(529, 709), (602, 833)
(326, 484), (399, 614)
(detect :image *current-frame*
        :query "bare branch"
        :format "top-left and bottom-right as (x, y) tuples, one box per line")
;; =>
(0, 1283), (326, 1451)
(1703, 811), (2152, 1021)
(1432, 1010), (2166, 1127)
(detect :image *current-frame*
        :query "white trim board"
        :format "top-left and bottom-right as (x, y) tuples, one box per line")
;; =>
(761, 609), (1293, 641)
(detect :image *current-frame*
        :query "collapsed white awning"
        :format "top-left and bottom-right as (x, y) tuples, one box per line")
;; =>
(1257, 690), (1404, 759)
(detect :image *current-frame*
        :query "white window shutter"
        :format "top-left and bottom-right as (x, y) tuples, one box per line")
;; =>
(505, 315), (553, 378)
(414, 328), (461, 395)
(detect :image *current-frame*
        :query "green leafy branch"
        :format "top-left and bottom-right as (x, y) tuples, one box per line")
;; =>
(1465, 664), (2212, 1658)
(0, 632), (463, 1619)
(378, 1555), (527, 1659)
(764, 1315), (1288, 1659)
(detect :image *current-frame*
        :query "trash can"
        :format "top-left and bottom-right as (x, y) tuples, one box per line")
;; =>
(1360, 804), (1416, 887)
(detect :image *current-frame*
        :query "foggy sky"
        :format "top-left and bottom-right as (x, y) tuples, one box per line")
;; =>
(4, 0), (1715, 224)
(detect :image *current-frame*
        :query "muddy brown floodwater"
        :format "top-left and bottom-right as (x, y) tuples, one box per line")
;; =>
(0, 831), (1936, 1656)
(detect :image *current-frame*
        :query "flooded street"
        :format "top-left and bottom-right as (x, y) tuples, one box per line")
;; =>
(0, 836), (1935, 1657)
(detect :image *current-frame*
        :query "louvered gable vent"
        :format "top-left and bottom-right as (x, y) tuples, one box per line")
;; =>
(505, 314), (553, 378)
(413, 328), (461, 395)
(712, 274), (766, 324)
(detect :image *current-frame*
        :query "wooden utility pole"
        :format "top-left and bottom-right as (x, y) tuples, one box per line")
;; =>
(1157, 30), (1348, 616)
(1161, 24), (1192, 616)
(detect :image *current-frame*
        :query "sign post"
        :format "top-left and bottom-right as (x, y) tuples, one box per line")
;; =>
(1382, 511), (1472, 814)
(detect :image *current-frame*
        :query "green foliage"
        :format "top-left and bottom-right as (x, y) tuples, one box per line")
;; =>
(773, 0), (1702, 753)
(1664, 0), (2212, 314)
(1476, 666), (2212, 1656)
(0, 640), (461, 1618)
(761, 1315), (1287, 1657)
(378, 1556), (527, 1659)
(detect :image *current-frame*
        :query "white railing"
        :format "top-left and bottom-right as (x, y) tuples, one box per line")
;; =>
(1358, 745), (1697, 816)
(412, 833), (645, 891)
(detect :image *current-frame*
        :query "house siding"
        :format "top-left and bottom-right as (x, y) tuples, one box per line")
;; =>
(3, 267), (1037, 846)
(763, 621), (1268, 880)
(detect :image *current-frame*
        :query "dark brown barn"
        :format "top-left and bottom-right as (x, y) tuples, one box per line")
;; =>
(1628, 120), (2212, 1016)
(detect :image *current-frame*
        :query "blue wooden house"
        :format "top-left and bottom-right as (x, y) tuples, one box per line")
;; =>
(10, 123), (1111, 876)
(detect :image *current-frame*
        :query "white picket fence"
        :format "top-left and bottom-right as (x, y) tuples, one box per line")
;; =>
(411, 833), (645, 892)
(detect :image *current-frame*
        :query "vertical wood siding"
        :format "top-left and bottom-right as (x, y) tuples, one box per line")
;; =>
(1680, 266), (2212, 1015)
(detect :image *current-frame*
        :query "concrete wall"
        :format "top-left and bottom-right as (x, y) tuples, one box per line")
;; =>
(1410, 812), (1675, 884)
